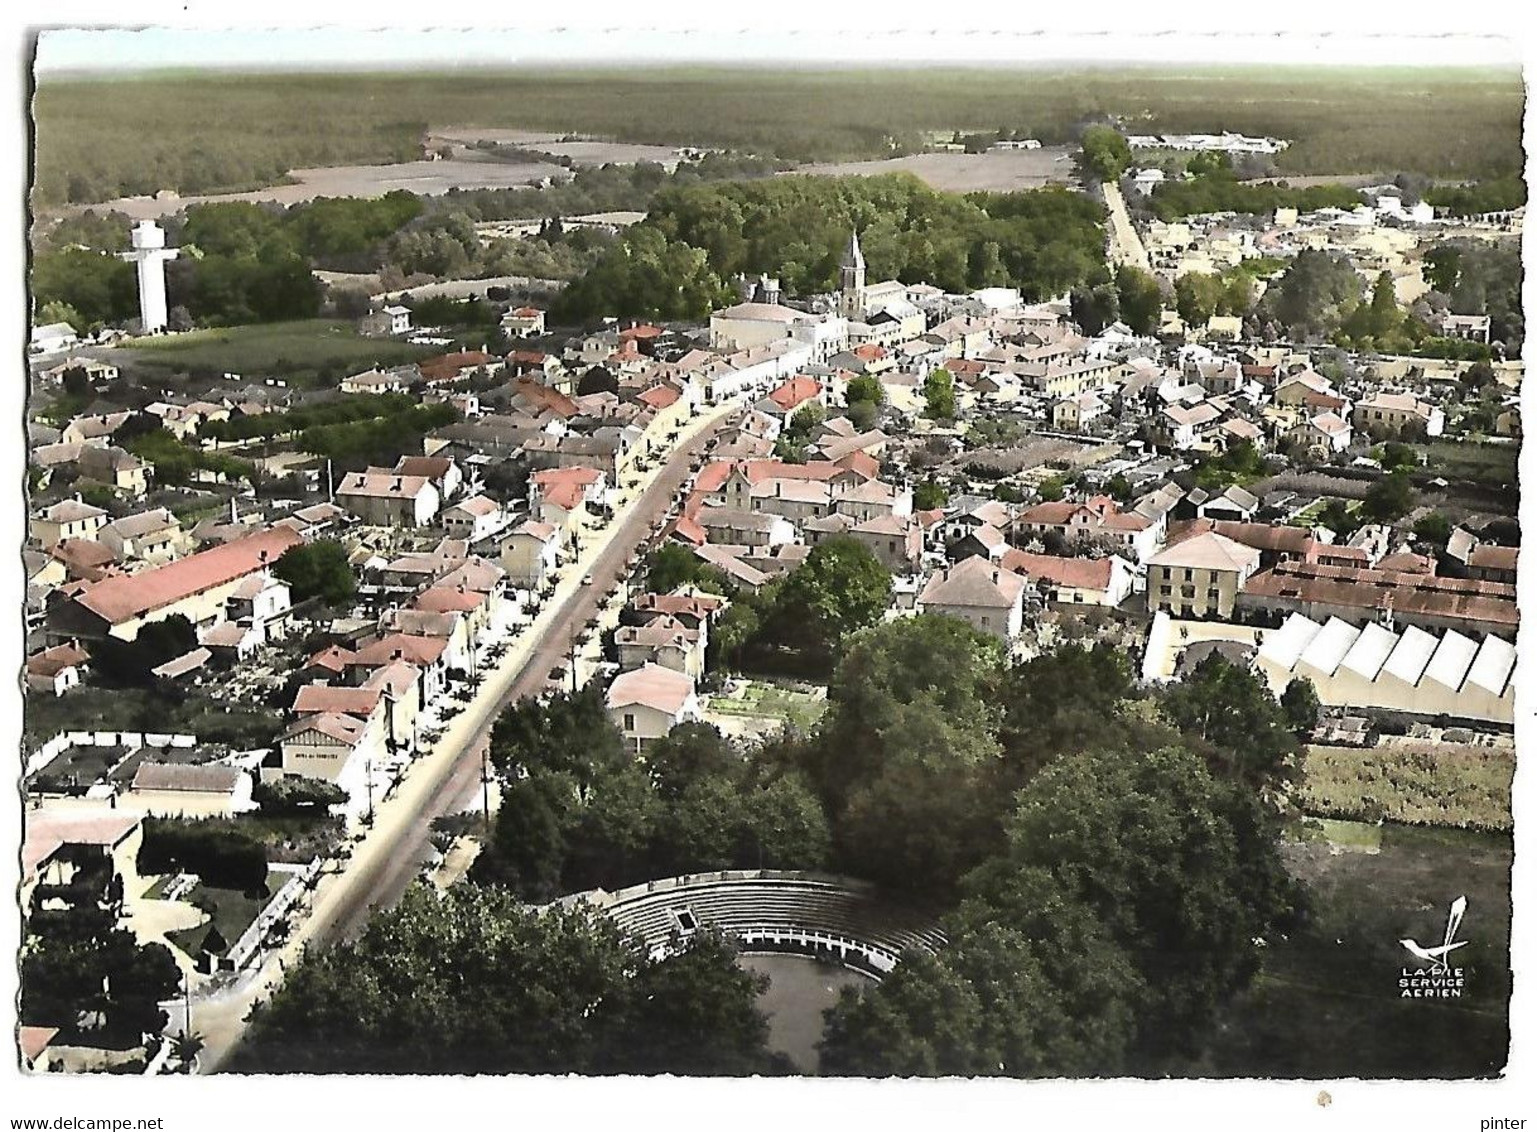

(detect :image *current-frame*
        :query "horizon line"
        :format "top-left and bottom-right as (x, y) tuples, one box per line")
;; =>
(34, 57), (1525, 80)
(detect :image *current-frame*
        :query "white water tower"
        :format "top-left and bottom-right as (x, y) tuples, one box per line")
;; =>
(119, 220), (180, 333)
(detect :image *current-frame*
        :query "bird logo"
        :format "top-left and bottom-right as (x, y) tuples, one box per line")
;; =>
(1400, 896), (1469, 972)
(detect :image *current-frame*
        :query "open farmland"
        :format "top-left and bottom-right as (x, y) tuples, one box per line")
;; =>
(33, 66), (1523, 207)
(84, 157), (569, 223)
(797, 146), (1076, 193)
(1301, 740), (1514, 832)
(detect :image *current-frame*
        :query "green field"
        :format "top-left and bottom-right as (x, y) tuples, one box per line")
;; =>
(1302, 742), (1514, 832)
(708, 681), (828, 731)
(33, 66), (1523, 206)
(1198, 822), (1510, 1078)
(1414, 439), (1519, 489)
(116, 319), (435, 388)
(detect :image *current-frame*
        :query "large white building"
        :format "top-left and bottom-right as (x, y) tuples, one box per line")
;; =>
(1255, 613), (1515, 725)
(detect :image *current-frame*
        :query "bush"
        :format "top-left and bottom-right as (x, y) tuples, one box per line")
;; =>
(138, 820), (268, 891)
(252, 777), (347, 817)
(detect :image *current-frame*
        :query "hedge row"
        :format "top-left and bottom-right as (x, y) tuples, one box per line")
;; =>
(138, 820), (268, 891)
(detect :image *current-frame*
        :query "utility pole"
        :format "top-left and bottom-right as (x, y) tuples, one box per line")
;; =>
(480, 742), (491, 830)
(569, 630), (579, 695)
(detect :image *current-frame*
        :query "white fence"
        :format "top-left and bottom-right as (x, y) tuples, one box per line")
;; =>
(26, 731), (198, 778)
(225, 858), (323, 972)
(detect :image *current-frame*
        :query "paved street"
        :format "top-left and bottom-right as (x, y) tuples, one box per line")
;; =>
(1102, 182), (1153, 275)
(194, 401), (737, 1073)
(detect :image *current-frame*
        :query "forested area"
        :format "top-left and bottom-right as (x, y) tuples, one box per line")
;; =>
(32, 194), (424, 331)
(239, 886), (784, 1074)
(554, 175), (1107, 322)
(1145, 156), (1365, 221)
(34, 67), (1522, 205)
(249, 606), (1320, 1074)
(1423, 175), (1527, 217)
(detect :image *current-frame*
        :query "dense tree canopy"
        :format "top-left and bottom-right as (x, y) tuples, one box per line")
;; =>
(22, 873), (181, 1045)
(1256, 249), (1365, 341)
(756, 536), (892, 666)
(1160, 651), (1302, 796)
(812, 615), (1006, 894)
(555, 175), (1106, 322)
(273, 540), (358, 607)
(239, 885), (780, 1074)
(33, 248), (138, 330)
(1148, 161), (1364, 221)
(822, 743), (1295, 1074)
(473, 692), (829, 900)
(1114, 265), (1164, 334)
(1078, 126), (1132, 183)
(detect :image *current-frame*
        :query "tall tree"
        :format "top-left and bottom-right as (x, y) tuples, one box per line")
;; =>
(273, 540), (357, 606)
(922, 368), (958, 420)
(1160, 652), (1301, 795)
(1115, 266), (1164, 335)
(240, 884), (776, 1074)
(758, 536), (892, 664)
(979, 745), (1294, 1067)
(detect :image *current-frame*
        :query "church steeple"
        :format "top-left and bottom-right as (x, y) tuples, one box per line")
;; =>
(838, 229), (867, 321)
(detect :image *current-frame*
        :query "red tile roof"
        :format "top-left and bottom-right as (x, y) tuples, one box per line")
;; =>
(26, 641), (90, 678)
(23, 808), (142, 878)
(1000, 550), (1115, 591)
(606, 663), (695, 715)
(349, 633), (448, 668)
(72, 528), (301, 627)
(767, 375), (821, 413)
(292, 683), (383, 718)
(413, 586), (485, 613)
(637, 384), (682, 410)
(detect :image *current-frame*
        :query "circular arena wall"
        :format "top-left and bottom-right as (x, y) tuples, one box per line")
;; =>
(563, 869), (946, 979)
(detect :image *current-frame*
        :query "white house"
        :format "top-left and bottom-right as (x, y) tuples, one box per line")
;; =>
(916, 558), (1028, 642)
(336, 471), (442, 527)
(605, 664), (702, 756)
(500, 520), (562, 590)
(441, 495), (505, 543)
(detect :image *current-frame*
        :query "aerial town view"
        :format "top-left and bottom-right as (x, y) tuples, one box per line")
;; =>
(14, 24), (1525, 1110)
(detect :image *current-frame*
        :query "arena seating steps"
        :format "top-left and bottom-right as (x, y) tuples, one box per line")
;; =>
(587, 872), (946, 960)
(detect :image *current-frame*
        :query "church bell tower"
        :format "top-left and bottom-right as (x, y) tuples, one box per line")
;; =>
(838, 229), (867, 321)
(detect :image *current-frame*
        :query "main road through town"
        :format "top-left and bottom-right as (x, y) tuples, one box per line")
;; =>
(1101, 181), (1153, 276)
(192, 400), (739, 1073)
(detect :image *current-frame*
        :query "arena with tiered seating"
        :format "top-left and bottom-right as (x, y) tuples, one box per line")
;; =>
(562, 870), (946, 977)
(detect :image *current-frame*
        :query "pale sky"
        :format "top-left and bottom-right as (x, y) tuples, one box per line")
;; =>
(32, 24), (1523, 74)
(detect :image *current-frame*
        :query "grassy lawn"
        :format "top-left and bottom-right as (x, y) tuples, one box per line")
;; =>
(708, 680), (828, 731)
(116, 319), (436, 389)
(165, 866), (286, 959)
(1298, 816), (1384, 852)
(1197, 822), (1511, 1078)
(1301, 741), (1514, 832)
(1285, 497), (1357, 528)
(1414, 439), (1518, 488)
